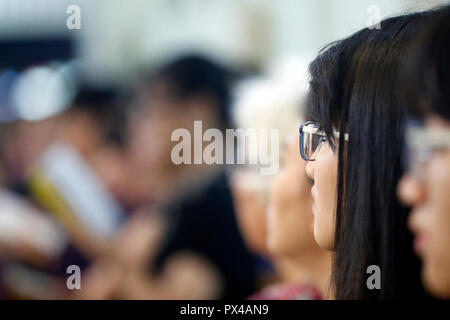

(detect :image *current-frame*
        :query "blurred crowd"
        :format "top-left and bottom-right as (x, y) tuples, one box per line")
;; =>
(0, 49), (310, 299)
(0, 54), (254, 299)
(0, 35), (338, 298)
(0, 2), (449, 301)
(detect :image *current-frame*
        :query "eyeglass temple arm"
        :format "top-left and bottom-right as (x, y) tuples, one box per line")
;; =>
(302, 125), (349, 141)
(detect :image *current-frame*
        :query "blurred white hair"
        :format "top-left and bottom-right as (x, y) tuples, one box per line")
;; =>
(231, 57), (309, 192)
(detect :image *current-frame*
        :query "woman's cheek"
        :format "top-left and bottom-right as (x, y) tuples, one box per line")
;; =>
(427, 154), (450, 296)
(314, 144), (339, 250)
(313, 210), (335, 250)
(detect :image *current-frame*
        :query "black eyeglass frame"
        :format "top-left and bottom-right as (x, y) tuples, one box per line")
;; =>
(299, 121), (349, 161)
(299, 121), (326, 161)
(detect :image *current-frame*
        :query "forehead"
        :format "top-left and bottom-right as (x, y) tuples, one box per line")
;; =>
(136, 82), (179, 115)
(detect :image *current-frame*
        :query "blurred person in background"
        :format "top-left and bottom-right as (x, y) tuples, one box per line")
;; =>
(231, 65), (331, 299)
(398, 6), (450, 299)
(231, 65), (306, 257)
(230, 74), (300, 287)
(253, 128), (331, 299)
(0, 67), (137, 298)
(121, 54), (257, 299)
(27, 84), (129, 260)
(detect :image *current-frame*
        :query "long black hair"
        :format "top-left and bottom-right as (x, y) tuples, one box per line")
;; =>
(305, 9), (443, 299)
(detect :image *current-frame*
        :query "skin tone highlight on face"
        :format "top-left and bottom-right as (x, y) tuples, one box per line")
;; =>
(398, 115), (450, 299)
(305, 139), (339, 251)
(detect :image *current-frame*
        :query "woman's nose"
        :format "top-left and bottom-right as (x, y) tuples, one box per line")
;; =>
(397, 174), (426, 207)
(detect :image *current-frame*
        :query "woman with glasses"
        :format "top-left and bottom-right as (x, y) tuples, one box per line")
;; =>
(397, 7), (450, 299)
(298, 10), (443, 299)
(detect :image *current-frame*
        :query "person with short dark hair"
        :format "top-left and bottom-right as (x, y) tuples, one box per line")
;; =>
(128, 54), (257, 299)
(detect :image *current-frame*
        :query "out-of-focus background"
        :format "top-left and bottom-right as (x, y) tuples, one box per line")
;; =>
(0, 0), (446, 83)
(0, 0), (447, 300)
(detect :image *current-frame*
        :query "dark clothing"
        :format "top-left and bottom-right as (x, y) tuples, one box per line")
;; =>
(155, 172), (257, 299)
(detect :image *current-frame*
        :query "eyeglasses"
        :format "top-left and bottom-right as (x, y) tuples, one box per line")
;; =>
(405, 123), (450, 178)
(299, 121), (349, 161)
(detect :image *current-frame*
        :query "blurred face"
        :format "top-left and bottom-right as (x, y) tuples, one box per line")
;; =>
(127, 94), (181, 203)
(267, 132), (315, 256)
(232, 171), (269, 256)
(305, 139), (338, 251)
(398, 116), (450, 299)
(127, 83), (219, 204)
(128, 87), (183, 172)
